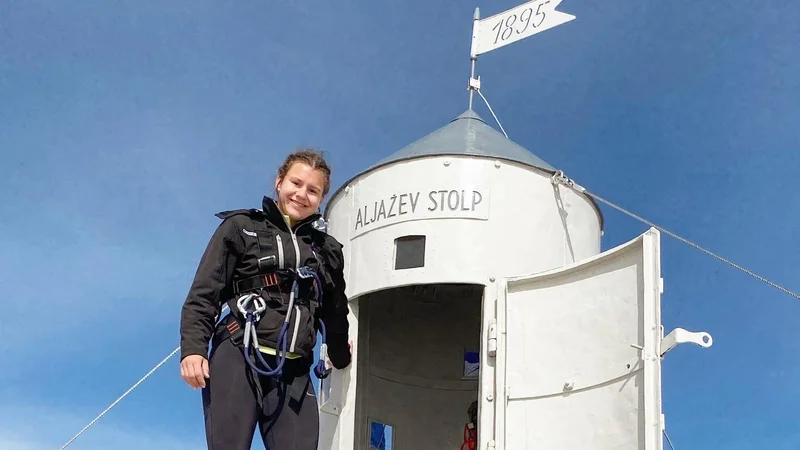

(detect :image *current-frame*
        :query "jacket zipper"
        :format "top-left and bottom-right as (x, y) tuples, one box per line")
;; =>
(275, 235), (285, 269)
(286, 221), (310, 353)
(290, 232), (301, 270)
(289, 220), (314, 270)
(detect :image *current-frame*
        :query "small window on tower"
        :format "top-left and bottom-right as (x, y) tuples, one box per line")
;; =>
(394, 235), (426, 269)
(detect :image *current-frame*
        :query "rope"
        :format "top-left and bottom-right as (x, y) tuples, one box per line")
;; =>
(58, 305), (231, 449)
(58, 345), (181, 449)
(664, 429), (676, 450)
(475, 89), (509, 138)
(551, 171), (800, 301)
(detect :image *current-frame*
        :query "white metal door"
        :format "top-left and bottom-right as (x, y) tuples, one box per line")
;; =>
(493, 228), (663, 450)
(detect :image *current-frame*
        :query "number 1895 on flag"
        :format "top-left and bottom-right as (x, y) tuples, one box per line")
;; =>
(470, 0), (576, 57)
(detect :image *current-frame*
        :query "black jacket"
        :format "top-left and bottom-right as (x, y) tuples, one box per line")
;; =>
(179, 196), (351, 369)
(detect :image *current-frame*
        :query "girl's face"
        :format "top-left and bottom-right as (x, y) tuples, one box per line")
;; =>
(275, 161), (326, 223)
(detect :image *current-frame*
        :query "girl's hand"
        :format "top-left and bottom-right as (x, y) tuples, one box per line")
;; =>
(180, 355), (210, 389)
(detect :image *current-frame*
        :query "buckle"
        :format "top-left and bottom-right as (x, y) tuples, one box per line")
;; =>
(258, 255), (277, 273)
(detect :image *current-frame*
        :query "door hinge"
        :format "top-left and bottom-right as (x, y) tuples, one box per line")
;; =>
(486, 439), (496, 449)
(487, 318), (497, 357)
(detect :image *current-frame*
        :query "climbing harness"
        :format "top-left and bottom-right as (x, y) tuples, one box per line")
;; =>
(297, 265), (332, 379)
(236, 265), (331, 380)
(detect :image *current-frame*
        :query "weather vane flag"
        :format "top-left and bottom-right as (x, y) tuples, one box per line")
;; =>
(470, 0), (575, 57)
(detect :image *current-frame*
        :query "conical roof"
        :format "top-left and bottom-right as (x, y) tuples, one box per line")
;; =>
(325, 108), (602, 229)
(367, 109), (556, 172)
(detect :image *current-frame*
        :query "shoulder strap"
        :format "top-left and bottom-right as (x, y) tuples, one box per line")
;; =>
(230, 213), (280, 273)
(214, 209), (277, 272)
(215, 208), (262, 220)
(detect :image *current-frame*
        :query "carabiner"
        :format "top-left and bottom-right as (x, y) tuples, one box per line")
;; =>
(236, 293), (266, 320)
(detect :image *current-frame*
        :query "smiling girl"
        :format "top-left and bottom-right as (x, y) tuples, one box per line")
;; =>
(179, 149), (352, 450)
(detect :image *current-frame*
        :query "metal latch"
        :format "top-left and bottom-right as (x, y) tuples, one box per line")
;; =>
(660, 327), (713, 357)
(487, 319), (497, 357)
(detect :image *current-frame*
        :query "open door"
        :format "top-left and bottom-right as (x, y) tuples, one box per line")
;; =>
(493, 228), (664, 450)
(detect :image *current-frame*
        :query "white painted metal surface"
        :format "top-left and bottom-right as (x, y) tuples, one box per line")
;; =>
(315, 108), (712, 450)
(494, 229), (663, 449)
(470, 0), (576, 57)
(319, 153), (603, 450)
(660, 327), (713, 357)
(326, 155), (602, 298)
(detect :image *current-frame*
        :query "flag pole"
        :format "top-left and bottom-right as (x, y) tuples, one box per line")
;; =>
(468, 7), (480, 110)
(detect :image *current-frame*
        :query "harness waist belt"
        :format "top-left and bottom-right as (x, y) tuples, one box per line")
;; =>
(233, 272), (320, 309)
(214, 314), (302, 359)
(235, 273), (283, 293)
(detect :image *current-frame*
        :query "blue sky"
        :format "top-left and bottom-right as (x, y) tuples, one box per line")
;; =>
(1, 1), (798, 449)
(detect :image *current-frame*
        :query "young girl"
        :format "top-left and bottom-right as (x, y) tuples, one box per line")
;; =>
(179, 149), (352, 449)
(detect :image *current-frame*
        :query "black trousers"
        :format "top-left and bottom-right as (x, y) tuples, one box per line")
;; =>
(201, 337), (319, 450)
